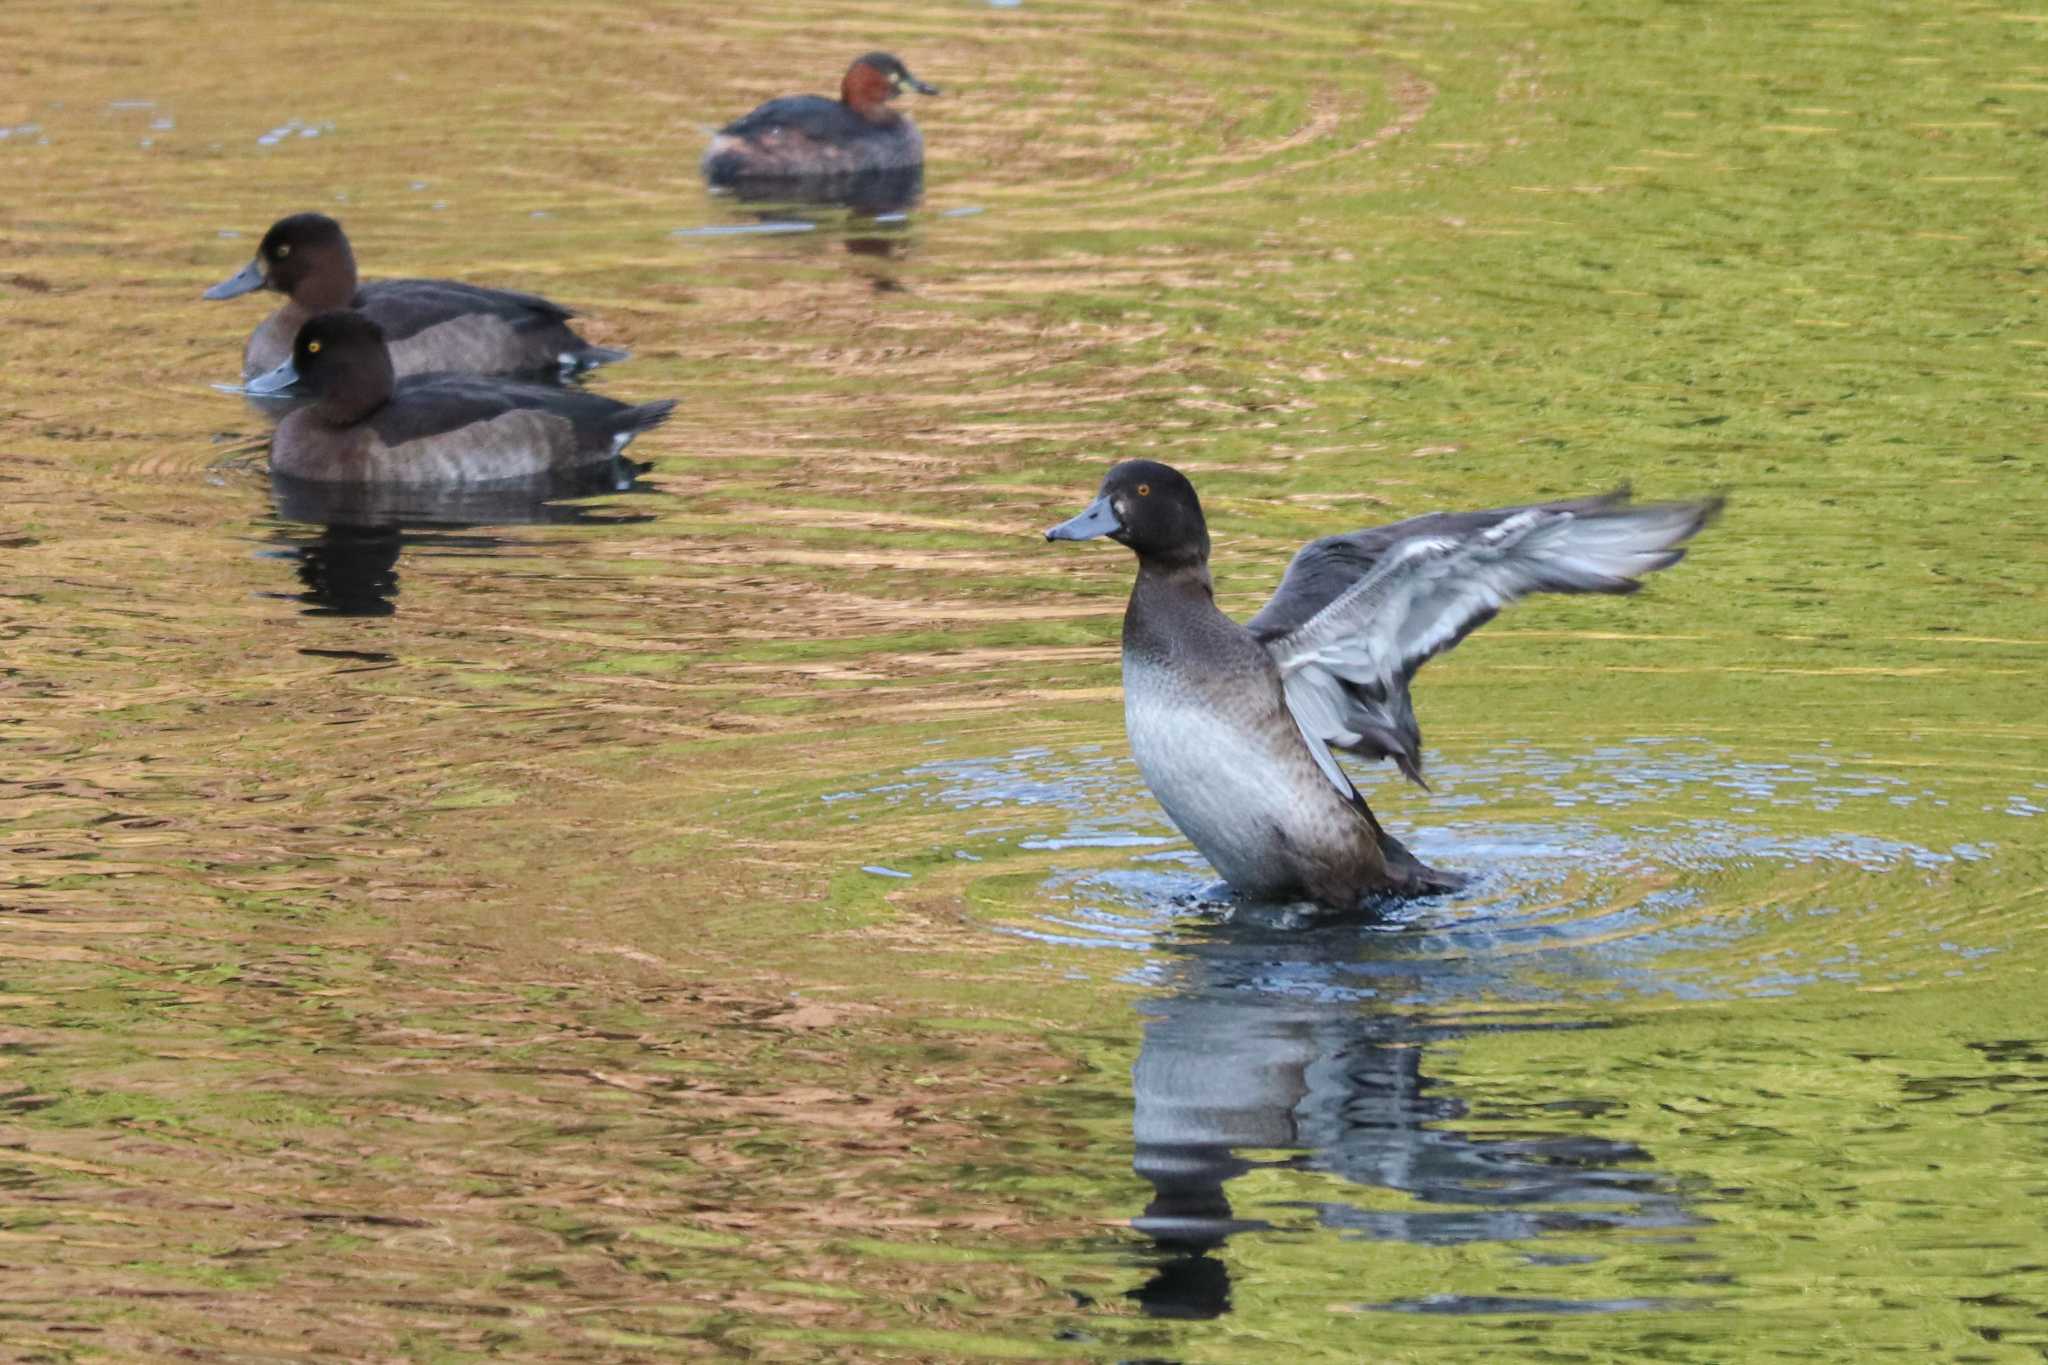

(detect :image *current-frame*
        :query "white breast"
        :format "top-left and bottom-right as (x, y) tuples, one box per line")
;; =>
(1123, 653), (1334, 899)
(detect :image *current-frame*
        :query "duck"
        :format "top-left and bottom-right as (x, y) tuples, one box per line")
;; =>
(205, 213), (629, 382)
(1045, 460), (1722, 911)
(702, 52), (938, 187)
(240, 310), (674, 485)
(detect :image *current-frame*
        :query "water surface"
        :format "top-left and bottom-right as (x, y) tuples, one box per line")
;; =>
(2, 0), (2045, 1359)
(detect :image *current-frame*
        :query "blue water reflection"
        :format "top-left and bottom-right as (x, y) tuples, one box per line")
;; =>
(1126, 918), (1702, 1318)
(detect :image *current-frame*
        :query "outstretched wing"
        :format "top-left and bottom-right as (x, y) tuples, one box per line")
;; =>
(1248, 490), (1721, 789)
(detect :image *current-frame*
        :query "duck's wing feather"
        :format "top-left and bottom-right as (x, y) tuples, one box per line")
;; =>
(367, 376), (650, 448)
(357, 279), (576, 343)
(718, 94), (871, 142)
(1248, 490), (1722, 789)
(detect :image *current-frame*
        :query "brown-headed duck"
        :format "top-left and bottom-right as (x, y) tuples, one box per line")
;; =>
(242, 310), (673, 484)
(205, 213), (628, 381)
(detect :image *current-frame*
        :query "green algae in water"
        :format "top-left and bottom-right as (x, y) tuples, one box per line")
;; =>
(0, 0), (2043, 1359)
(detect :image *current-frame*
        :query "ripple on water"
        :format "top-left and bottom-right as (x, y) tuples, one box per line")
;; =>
(824, 738), (2009, 1006)
(6, 0), (2044, 1353)
(816, 737), (2036, 1337)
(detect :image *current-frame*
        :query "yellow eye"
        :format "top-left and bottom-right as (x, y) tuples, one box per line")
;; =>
(307, 340), (322, 354)
(1137, 483), (1151, 496)
(276, 244), (291, 258)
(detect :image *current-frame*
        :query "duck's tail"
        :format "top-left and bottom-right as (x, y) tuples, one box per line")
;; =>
(1375, 826), (1466, 896)
(1350, 793), (1466, 898)
(623, 398), (677, 433)
(568, 344), (631, 373)
(606, 398), (677, 455)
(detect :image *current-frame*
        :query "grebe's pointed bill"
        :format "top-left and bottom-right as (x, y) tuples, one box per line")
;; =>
(901, 72), (940, 96)
(203, 258), (266, 300)
(242, 356), (308, 398)
(1045, 495), (1121, 542)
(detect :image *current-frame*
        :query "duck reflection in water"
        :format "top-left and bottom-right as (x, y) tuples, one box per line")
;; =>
(266, 458), (658, 617)
(715, 164), (924, 220)
(1127, 920), (1699, 1320)
(705, 172), (925, 265)
(288, 523), (404, 617)
(703, 131), (924, 265)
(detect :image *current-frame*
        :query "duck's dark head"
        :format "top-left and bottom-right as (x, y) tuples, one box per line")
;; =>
(243, 309), (394, 426)
(204, 212), (358, 311)
(1045, 460), (1211, 569)
(841, 52), (939, 119)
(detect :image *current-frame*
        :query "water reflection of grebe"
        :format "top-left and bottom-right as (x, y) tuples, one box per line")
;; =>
(711, 170), (924, 264)
(716, 165), (924, 219)
(1128, 924), (1698, 1319)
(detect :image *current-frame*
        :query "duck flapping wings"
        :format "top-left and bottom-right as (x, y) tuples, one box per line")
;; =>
(1246, 489), (1723, 795)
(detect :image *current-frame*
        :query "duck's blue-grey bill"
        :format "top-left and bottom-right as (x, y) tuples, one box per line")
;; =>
(908, 77), (940, 95)
(1044, 496), (1120, 542)
(241, 357), (307, 397)
(203, 259), (265, 300)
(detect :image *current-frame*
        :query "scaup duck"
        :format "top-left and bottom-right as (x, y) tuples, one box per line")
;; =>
(242, 311), (674, 484)
(703, 52), (937, 187)
(205, 213), (628, 381)
(1046, 460), (1722, 909)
